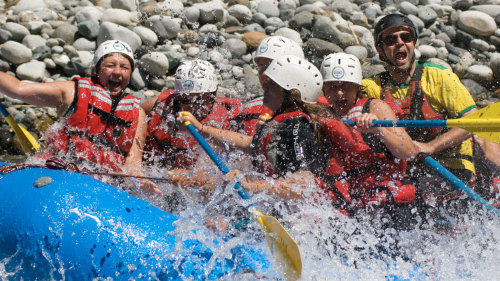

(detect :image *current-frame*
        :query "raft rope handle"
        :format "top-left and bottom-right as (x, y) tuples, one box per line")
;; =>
(0, 157), (176, 182)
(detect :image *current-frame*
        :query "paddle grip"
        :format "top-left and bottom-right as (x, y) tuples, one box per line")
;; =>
(185, 122), (251, 200)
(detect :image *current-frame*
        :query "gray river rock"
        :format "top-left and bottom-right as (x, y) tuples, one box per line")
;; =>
(0, 0), (500, 157)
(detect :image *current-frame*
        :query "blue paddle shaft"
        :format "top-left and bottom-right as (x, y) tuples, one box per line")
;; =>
(185, 123), (251, 200)
(424, 156), (500, 216)
(0, 103), (10, 117)
(344, 120), (447, 127)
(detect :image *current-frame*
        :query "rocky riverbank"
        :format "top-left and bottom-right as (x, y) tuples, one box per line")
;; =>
(1, 0), (500, 157)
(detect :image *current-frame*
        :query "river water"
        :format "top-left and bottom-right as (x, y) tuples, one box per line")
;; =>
(1, 148), (499, 280)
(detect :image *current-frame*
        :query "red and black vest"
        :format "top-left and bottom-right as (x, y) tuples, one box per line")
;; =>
(41, 77), (140, 172)
(317, 114), (415, 209)
(251, 111), (315, 176)
(144, 90), (241, 169)
(227, 96), (267, 136)
(251, 108), (416, 209)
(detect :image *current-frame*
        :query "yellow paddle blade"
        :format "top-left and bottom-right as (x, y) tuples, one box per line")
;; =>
(472, 129), (500, 144)
(463, 101), (500, 120)
(447, 102), (500, 143)
(446, 119), (500, 143)
(253, 210), (302, 281)
(5, 115), (40, 154)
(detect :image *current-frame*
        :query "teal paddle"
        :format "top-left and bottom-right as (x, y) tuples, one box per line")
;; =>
(424, 156), (499, 217)
(0, 103), (40, 154)
(183, 117), (302, 280)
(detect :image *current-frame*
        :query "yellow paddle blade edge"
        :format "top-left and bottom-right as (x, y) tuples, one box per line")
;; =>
(446, 102), (500, 143)
(446, 119), (500, 143)
(4, 115), (40, 154)
(253, 210), (302, 281)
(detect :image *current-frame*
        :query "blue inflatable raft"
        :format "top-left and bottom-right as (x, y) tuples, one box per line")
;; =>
(0, 163), (274, 280)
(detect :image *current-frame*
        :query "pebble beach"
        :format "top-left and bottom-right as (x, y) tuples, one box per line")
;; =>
(1, 0), (500, 157)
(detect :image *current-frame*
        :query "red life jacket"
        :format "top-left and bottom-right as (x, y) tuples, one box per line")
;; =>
(380, 63), (446, 142)
(41, 77), (140, 172)
(227, 96), (266, 136)
(342, 97), (404, 121)
(251, 111), (314, 176)
(317, 114), (415, 208)
(145, 90), (240, 169)
(251, 108), (416, 209)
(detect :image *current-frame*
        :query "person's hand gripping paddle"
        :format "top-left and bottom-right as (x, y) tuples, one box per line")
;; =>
(183, 112), (302, 280)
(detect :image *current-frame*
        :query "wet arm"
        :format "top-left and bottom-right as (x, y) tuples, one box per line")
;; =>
(0, 72), (75, 115)
(124, 108), (162, 196)
(360, 99), (418, 160)
(141, 96), (158, 116)
(168, 170), (313, 200)
(177, 111), (253, 149)
(201, 125), (253, 149)
(414, 108), (477, 155)
(225, 170), (314, 200)
(475, 136), (500, 169)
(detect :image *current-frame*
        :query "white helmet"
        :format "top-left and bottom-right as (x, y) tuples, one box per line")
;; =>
(93, 40), (135, 70)
(174, 59), (218, 94)
(320, 53), (362, 85)
(254, 36), (304, 62)
(264, 55), (323, 104)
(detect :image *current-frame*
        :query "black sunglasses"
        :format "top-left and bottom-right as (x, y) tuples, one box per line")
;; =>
(382, 32), (414, 46)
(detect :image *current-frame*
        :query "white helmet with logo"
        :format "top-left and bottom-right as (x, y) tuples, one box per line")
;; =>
(254, 36), (304, 62)
(320, 53), (362, 85)
(264, 55), (323, 104)
(92, 40), (135, 70)
(174, 59), (218, 94)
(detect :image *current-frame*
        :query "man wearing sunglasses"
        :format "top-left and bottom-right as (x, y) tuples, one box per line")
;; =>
(362, 13), (479, 221)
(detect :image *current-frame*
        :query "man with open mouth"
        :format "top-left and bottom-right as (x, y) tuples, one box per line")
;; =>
(362, 13), (481, 226)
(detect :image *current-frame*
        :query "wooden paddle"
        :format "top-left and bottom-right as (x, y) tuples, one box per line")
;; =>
(0, 103), (40, 154)
(183, 119), (302, 280)
(343, 102), (500, 143)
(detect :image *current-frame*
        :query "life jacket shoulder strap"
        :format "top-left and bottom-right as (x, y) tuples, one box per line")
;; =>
(88, 104), (132, 127)
(409, 61), (426, 121)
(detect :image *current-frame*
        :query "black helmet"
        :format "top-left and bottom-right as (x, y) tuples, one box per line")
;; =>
(374, 14), (418, 47)
(268, 116), (328, 177)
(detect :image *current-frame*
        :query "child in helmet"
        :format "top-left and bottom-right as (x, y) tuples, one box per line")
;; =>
(320, 53), (417, 161)
(0, 40), (161, 196)
(318, 53), (421, 226)
(238, 54), (418, 215)
(142, 59), (245, 170)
